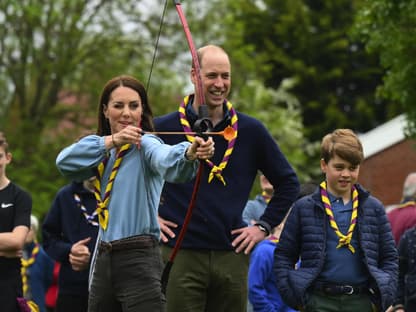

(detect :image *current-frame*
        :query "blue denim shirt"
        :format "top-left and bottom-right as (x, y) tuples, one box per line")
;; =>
(56, 134), (197, 242)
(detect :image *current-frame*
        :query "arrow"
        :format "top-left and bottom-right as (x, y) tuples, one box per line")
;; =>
(143, 126), (235, 141)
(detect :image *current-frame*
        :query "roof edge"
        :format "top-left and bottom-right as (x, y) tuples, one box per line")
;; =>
(359, 114), (406, 158)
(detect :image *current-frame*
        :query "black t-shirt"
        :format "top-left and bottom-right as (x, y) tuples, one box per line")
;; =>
(0, 182), (32, 278)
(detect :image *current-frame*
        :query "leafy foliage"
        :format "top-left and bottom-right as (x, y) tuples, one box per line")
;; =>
(234, 78), (321, 186)
(1, 0), (408, 217)
(0, 0), (185, 216)
(153, 1), (322, 184)
(353, 0), (416, 137)
(219, 0), (400, 141)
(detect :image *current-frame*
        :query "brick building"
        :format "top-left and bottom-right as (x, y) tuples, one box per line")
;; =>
(358, 114), (416, 208)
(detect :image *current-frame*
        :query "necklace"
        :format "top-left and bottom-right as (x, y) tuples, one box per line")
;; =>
(93, 144), (130, 230)
(179, 95), (238, 185)
(320, 181), (358, 253)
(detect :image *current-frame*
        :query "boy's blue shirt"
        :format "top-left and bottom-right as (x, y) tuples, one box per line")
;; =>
(243, 195), (268, 226)
(318, 192), (368, 284)
(249, 238), (297, 312)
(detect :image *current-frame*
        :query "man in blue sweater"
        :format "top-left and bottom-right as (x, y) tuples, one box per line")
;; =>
(156, 44), (300, 312)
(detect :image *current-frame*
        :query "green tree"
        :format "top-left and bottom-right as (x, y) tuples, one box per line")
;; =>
(0, 0), (185, 217)
(235, 77), (320, 186)
(160, 0), (395, 181)
(157, 0), (400, 181)
(149, 1), (321, 182)
(218, 0), (400, 141)
(353, 0), (416, 137)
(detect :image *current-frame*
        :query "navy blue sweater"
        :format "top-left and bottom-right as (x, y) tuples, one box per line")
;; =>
(154, 99), (299, 250)
(42, 181), (98, 296)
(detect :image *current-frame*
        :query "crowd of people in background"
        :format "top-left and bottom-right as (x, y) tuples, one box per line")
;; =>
(1, 44), (416, 312)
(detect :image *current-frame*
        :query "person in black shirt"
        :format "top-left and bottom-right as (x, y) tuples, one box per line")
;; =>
(0, 133), (32, 312)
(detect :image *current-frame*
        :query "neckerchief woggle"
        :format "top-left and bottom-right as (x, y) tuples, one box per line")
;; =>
(320, 181), (358, 253)
(179, 95), (238, 185)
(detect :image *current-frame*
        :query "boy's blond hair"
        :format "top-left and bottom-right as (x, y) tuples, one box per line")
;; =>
(321, 129), (363, 165)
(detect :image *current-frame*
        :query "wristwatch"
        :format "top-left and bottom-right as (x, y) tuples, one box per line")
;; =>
(254, 222), (270, 236)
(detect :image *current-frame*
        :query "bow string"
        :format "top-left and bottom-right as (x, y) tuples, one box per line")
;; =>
(160, 0), (211, 294)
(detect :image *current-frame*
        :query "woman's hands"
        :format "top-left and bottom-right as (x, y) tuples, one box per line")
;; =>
(108, 125), (143, 149)
(106, 126), (215, 161)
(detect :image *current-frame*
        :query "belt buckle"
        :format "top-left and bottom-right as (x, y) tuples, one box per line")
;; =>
(343, 285), (354, 295)
(100, 241), (112, 253)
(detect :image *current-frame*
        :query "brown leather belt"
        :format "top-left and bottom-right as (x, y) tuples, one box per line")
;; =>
(98, 235), (156, 254)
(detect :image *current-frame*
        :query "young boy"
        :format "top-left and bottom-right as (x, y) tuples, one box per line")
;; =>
(243, 174), (274, 226)
(0, 134), (32, 311)
(249, 220), (298, 312)
(274, 129), (398, 312)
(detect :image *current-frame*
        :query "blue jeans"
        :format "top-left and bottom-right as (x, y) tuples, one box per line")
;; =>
(88, 241), (166, 312)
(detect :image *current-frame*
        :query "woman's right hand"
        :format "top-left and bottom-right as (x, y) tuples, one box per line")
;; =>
(107, 125), (142, 149)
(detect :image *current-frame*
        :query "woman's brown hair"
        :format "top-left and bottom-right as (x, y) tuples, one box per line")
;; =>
(96, 75), (155, 135)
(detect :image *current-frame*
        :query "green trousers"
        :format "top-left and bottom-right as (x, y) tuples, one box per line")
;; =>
(161, 245), (249, 312)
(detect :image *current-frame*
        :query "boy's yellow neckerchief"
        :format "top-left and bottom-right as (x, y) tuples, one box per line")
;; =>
(320, 181), (358, 253)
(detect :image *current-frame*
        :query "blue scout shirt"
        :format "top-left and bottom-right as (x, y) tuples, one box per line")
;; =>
(318, 192), (368, 284)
